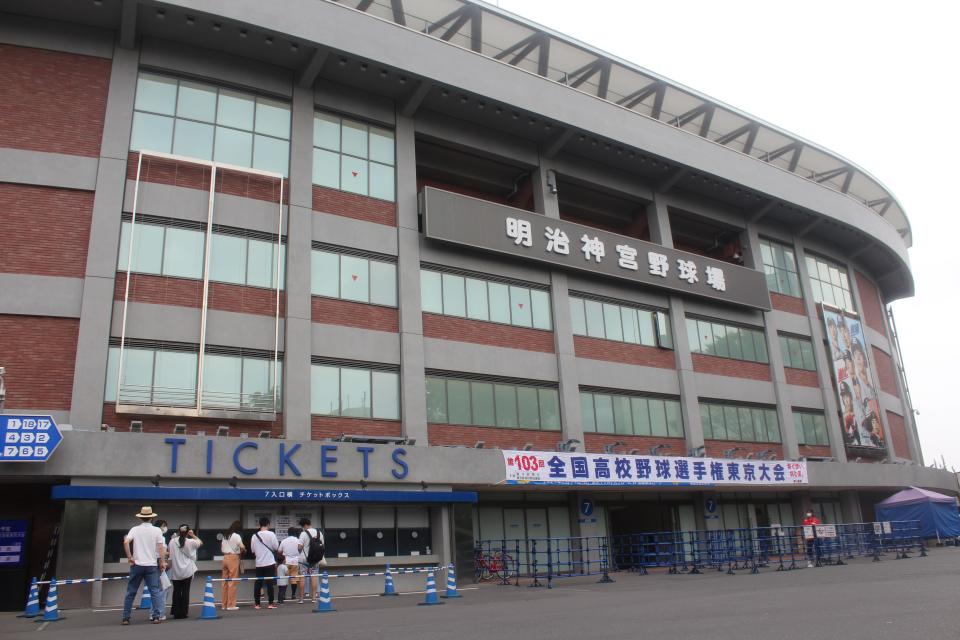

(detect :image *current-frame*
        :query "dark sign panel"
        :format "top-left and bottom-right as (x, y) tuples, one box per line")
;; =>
(421, 188), (771, 310)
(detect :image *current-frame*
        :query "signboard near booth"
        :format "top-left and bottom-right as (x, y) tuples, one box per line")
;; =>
(0, 520), (28, 566)
(502, 450), (808, 487)
(0, 415), (62, 462)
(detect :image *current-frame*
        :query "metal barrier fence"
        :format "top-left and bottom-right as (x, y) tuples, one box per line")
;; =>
(474, 536), (614, 588)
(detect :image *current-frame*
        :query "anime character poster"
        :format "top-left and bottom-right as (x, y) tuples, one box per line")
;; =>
(822, 307), (885, 450)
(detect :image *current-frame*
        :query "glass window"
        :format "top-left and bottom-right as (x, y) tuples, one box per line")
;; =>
(593, 394), (614, 434)
(371, 371), (399, 420)
(340, 255), (370, 303)
(313, 148), (340, 189)
(700, 404), (713, 439)
(254, 97), (290, 138)
(602, 303), (623, 342)
(631, 397), (651, 436)
(585, 300), (605, 338)
(118, 348), (155, 404)
(806, 254), (854, 312)
(701, 402), (780, 443)
(246, 239), (276, 289)
(312, 365), (340, 415)
(494, 384), (518, 428)
(471, 382), (495, 426)
(130, 112), (174, 154)
(369, 163), (395, 201)
(425, 377), (447, 423)
(488, 282), (511, 324)
(538, 389), (561, 431)
(688, 317), (768, 364)
(161, 227), (204, 279)
(368, 127), (395, 165)
(104, 347), (120, 402)
(571, 296), (668, 348)
(311, 250), (340, 298)
(441, 274), (466, 317)
(135, 73), (177, 114)
(447, 379), (471, 425)
(780, 334), (817, 371)
(530, 289), (552, 330)
(314, 113), (340, 150)
(130, 223), (164, 274)
(738, 407), (755, 441)
(637, 310), (656, 346)
(509, 286), (532, 327)
(341, 120), (368, 158)
(214, 126), (253, 167)
(649, 400), (668, 437)
(621, 308), (641, 344)
(727, 327), (743, 360)
(759, 238), (802, 298)
(152, 350), (196, 406)
(516, 387), (540, 429)
(341, 368), (371, 418)
(217, 89), (255, 130)
(241, 358), (270, 409)
(723, 406), (741, 439)
(612, 395), (632, 435)
(580, 393), (596, 432)
(712, 324), (729, 357)
(708, 405), (726, 440)
(253, 134), (289, 176)
(420, 270), (443, 313)
(176, 80), (216, 122)
(172, 119), (214, 160)
(570, 298), (586, 336)
(656, 312), (673, 349)
(465, 278), (489, 321)
(314, 112), (395, 201)
(665, 401), (683, 438)
(340, 156), (368, 195)
(203, 354), (242, 408)
(370, 261), (397, 307)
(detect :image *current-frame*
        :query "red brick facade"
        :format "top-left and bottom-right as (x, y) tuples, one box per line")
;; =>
(312, 185), (396, 226)
(114, 273), (285, 317)
(784, 367), (819, 388)
(427, 424), (559, 450)
(422, 313), (555, 353)
(0, 315), (78, 409)
(312, 297), (399, 333)
(102, 403), (283, 437)
(126, 154), (284, 204)
(583, 433), (684, 455)
(703, 440), (783, 459)
(312, 415), (402, 440)
(0, 45), (110, 157)
(885, 410), (912, 461)
(573, 336), (676, 369)
(770, 292), (806, 315)
(0, 184), (93, 278)
(798, 444), (833, 458)
(871, 346), (900, 398)
(854, 271), (888, 338)
(692, 354), (772, 381)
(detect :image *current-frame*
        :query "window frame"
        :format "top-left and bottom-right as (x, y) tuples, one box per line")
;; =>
(420, 268), (553, 331)
(699, 400), (781, 444)
(686, 316), (769, 364)
(310, 362), (401, 419)
(569, 294), (672, 349)
(805, 253), (855, 312)
(779, 333), (817, 371)
(310, 247), (398, 308)
(312, 110), (396, 202)
(759, 237), (802, 298)
(580, 390), (684, 439)
(424, 376), (561, 431)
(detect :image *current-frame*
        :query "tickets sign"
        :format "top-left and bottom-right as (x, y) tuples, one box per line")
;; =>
(502, 450), (808, 487)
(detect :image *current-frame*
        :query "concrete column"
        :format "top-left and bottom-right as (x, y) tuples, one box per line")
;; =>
(56, 500), (100, 608)
(395, 115), (428, 445)
(283, 85), (316, 440)
(845, 261), (896, 462)
(742, 227), (799, 459)
(839, 490), (862, 524)
(532, 161), (582, 449)
(793, 241), (846, 460)
(69, 46), (139, 428)
(91, 502), (107, 607)
(647, 194), (702, 454)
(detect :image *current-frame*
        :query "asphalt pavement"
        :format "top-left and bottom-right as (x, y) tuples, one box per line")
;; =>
(4, 547), (959, 640)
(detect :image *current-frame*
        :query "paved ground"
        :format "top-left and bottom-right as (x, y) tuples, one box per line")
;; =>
(4, 548), (959, 640)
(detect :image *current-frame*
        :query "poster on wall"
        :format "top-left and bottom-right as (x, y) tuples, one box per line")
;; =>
(821, 306), (886, 450)
(501, 450), (808, 487)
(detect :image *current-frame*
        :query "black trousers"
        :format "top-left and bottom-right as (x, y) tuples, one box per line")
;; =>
(171, 577), (192, 619)
(254, 565), (276, 605)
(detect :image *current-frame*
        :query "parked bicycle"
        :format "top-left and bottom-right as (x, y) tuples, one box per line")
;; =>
(474, 548), (515, 581)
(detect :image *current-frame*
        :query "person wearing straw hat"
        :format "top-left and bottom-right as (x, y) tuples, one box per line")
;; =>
(121, 506), (167, 625)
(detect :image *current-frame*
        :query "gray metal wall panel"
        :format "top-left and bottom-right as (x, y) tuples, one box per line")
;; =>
(0, 13), (114, 58)
(414, 110), (539, 168)
(784, 385), (826, 410)
(0, 274), (83, 318)
(863, 325), (891, 354)
(574, 359), (680, 396)
(312, 210), (399, 256)
(565, 274), (670, 309)
(418, 241), (552, 285)
(693, 372), (776, 405)
(423, 338), (559, 382)
(0, 149), (98, 190)
(311, 323), (401, 365)
(683, 298), (765, 326)
(315, 80), (396, 126)
(770, 309), (811, 336)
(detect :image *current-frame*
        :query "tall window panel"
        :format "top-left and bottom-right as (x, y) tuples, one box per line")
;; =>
(420, 269), (552, 331)
(105, 344), (281, 411)
(805, 254), (854, 311)
(779, 334), (816, 371)
(425, 376), (561, 431)
(569, 296), (672, 349)
(118, 219), (285, 289)
(311, 363), (400, 420)
(580, 390), (683, 438)
(759, 238), (802, 298)
(699, 401), (781, 443)
(311, 248), (397, 307)
(313, 112), (395, 200)
(130, 72), (291, 175)
(686, 317), (768, 364)
(793, 411), (829, 447)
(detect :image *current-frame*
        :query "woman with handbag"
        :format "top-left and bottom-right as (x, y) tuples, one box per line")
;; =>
(167, 525), (203, 619)
(220, 521), (245, 611)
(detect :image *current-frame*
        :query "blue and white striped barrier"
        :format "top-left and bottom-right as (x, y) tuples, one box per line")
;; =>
(211, 566), (441, 582)
(34, 576), (127, 585)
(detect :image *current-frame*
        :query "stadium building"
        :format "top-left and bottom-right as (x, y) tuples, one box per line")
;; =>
(0, 0), (955, 608)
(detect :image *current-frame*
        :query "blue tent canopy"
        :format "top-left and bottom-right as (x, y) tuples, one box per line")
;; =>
(875, 487), (960, 539)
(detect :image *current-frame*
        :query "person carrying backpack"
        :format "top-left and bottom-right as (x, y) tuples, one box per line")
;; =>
(297, 517), (325, 603)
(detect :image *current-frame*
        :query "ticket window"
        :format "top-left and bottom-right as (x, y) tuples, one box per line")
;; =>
(197, 505), (242, 561)
(323, 507), (360, 558)
(398, 507), (431, 556)
(362, 507), (397, 557)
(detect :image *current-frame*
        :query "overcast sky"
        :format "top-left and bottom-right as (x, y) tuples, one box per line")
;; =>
(496, 0), (960, 469)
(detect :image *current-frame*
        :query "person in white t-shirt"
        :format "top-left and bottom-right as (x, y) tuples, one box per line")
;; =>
(297, 517), (325, 603)
(277, 527), (302, 603)
(250, 517), (279, 609)
(220, 520), (245, 611)
(167, 525), (203, 619)
(121, 506), (166, 625)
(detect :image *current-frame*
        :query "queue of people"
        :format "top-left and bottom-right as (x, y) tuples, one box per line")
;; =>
(119, 507), (326, 624)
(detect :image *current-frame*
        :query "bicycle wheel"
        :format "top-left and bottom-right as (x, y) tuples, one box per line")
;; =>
(475, 554), (491, 581)
(493, 553), (515, 580)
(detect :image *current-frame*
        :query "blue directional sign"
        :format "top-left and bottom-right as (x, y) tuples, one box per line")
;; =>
(0, 415), (62, 462)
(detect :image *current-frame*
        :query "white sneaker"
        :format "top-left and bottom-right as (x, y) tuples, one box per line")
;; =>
(298, 599), (303, 604)
(226, 606), (239, 611)
(807, 561), (813, 568)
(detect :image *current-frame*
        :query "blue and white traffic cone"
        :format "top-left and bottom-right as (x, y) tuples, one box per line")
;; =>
(199, 576), (220, 620)
(20, 578), (40, 618)
(39, 579), (62, 622)
(417, 570), (444, 606)
(381, 564), (398, 596)
(138, 582), (152, 610)
(313, 571), (336, 613)
(441, 563), (461, 598)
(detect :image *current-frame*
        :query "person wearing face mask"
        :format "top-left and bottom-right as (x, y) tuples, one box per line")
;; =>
(153, 519), (172, 620)
(802, 508), (822, 568)
(167, 524), (203, 619)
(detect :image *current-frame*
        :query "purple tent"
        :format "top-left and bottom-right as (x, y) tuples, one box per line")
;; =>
(875, 487), (960, 538)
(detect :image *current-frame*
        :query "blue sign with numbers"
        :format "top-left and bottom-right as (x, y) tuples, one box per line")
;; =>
(0, 520), (28, 566)
(0, 415), (62, 462)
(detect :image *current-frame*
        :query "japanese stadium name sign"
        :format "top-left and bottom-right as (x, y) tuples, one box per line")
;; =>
(502, 450), (808, 487)
(421, 187), (771, 311)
